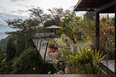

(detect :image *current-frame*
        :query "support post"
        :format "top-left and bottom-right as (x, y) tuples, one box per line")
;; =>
(95, 12), (99, 51)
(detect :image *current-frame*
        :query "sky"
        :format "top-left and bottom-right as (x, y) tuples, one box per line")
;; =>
(0, 0), (115, 40)
(0, 0), (85, 40)
(0, 0), (87, 25)
(0, 0), (114, 25)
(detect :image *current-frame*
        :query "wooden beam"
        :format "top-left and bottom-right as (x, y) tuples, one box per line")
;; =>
(74, 0), (83, 11)
(95, 12), (99, 51)
(96, 0), (116, 13)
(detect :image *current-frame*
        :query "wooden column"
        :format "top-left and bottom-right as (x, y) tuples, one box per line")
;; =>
(95, 12), (99, 51)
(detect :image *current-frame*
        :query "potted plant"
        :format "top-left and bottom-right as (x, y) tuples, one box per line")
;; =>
(47, 41), (55, 56)
(53, 46), (61, 59)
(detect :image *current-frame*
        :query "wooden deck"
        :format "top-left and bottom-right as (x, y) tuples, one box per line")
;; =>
(0, 75), (116, 77)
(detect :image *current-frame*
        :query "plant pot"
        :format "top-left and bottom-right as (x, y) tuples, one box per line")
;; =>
(47, 47), (55, 56)
(48, 45), (54, 48)
(53, 49), (61, 59)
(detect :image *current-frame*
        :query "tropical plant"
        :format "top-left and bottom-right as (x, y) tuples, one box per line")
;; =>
(78, 16), (96, 49)
(70, 49), (93, 65)
(48, 40), (55, 48)
(49, 34), (106, 74)
(58, 11), (82, 40)
(93, 51), (106, 63)
(99, 17), (115, 59)
(69, 48), (106, 74)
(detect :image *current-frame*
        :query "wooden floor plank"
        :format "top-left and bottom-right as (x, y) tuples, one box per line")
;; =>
(0, 75), (116, 77)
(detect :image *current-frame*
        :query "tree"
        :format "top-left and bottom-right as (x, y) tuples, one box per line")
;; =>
(11, 47), (43, 74)
(111, 17), (115, 24)
(58, 11), (82, 40)
(5, 38), (16, 73)
(44, 19), (56, 27)
(6, 19), (39, 56)
(79, 16), (96, 49)
(0, 35), (11, 52)
(28, 7), (49, 26)
(4, 7), (57, 74)
(6, 38), (16, 62)
(0, 47), (7, 74)
(84, 11), (95, 20)
(47, 8), (67, 26)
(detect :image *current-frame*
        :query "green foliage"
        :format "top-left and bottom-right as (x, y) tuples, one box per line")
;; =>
(44, 19), (57, 27)
(48, 8), (65, 25)
(99, 17), (115, 59)
(6, 18), (40, 56)
(6, 38), (16, 62)
(54, 70), (64, 74)
(51, 33), (106, 74)
(93, 51), (106, 63)
(84, 11), (95, 20)
(0, 35), (11, 52)
(78, 16), (96, 49)
(111, 17), (115, 24)
(12, 47), (43, 74)
(70, 49), (105, 74)
(54, 38), (67, 48)
(0, 48), (7, 74)
(71, 49), (93, 65)
(53, 34), (73, 64)
(58, 11), (82, 40)
(54, 34), (73, 61)
(76, 40), (90, 49)
(28, 7), (48, 24)
(61, 34), (73, 45)
(15, 38), (25, 56)
(4, 7), (61, 74)
(48, 40), (55, 47)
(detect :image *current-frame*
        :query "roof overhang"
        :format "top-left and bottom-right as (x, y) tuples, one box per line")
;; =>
(74, 0), (116, 13)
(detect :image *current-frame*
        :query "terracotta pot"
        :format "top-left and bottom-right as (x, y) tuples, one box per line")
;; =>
(53, 49), (61, 59)
(47, 47), (55, 56)
(48, 45), (54, 48)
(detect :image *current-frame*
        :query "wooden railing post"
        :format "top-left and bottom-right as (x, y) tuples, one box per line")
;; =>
(95, 12), (99, 51)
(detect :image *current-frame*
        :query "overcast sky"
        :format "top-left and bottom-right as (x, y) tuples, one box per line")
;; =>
(0, 0), (87, 25)
(0, 0), (115, 40)
(0, 0), (115, 25)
